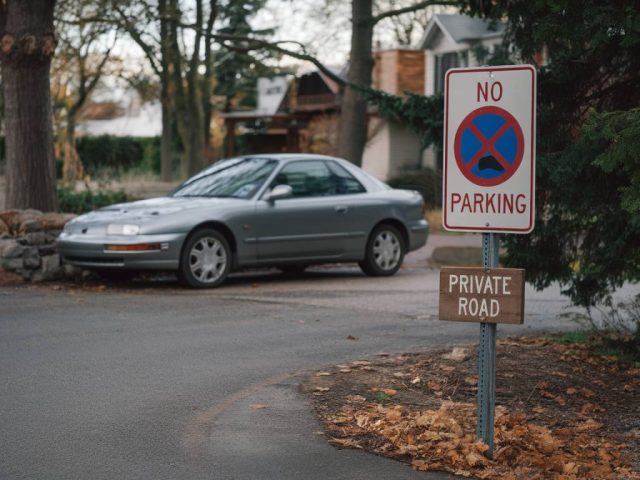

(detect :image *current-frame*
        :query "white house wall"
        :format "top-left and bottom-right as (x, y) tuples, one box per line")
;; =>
(362, 118), (391, 180)
(388, 121), (422, 178)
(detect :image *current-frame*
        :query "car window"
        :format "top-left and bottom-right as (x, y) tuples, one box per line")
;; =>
(326, 161), (366, 194)
(172, 158), (277, 199)
(272, 161), (335, 197)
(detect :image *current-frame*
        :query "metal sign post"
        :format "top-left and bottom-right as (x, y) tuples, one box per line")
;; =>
(440, 64), (536, 459)
(477, 233), (499, 458)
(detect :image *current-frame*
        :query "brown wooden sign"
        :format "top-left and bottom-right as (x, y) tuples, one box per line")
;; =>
(439, 267), (525, 324)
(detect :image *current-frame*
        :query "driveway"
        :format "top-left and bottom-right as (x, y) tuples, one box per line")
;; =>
(0, 250), (595, 480)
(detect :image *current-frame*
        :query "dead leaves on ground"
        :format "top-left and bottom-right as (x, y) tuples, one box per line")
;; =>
(325, 400), (638, 479)
(307, 339), (640, 479)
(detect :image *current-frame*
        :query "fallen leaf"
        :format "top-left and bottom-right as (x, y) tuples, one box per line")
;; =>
(475, 441), (490, 453)
(382, 388), (397, 396)
(345, 395), (366, 403)
(410, 376), (421, 385)
(566, 387), (578, 395)
(314, 386), (330, 392)
(250, 404), (267, 409)
(315, 371), (332, 377)
(580, 387), (595, 398)
(329, 437), (361, 448)
(443, 347), (469, 362)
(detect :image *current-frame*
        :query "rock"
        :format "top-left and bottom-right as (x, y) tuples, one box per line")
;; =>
(0, 218), (9, 237)
(30, 271), (46, 282)
(19, 219), (43, 235)
(16, 269), (32, 280)
(0, 210), (22, 233)
(37, 244), (57, 256)
(24, 231), (47, 246)
(63, 264), (78, 277)
(41, 254), (60, 274)
(23, 247), (41, 269)
(2, 257), (24, 270)
(0, 239), (25, 258)
(40, 213), (76, 231)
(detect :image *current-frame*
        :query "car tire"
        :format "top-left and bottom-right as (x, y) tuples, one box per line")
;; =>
(278, 264), (308, 275)
(178, 228), (232, 288)
(359, 224), (405, 277)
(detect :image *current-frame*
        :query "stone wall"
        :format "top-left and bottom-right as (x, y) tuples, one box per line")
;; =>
(0, 210), (80, 282)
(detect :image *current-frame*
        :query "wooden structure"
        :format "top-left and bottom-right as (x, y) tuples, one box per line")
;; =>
(221, 70), (342, 158)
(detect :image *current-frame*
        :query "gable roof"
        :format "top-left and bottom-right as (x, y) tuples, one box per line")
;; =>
(419, 14), (505, 49)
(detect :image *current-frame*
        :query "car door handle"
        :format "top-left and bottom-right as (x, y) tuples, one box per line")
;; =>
(335, 206), (348, 214)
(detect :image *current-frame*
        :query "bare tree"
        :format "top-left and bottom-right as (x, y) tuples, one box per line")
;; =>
(53, 0), (115, 185)
(115, 0), (217, 178)
(337, 0), (459, 166)
(1, 0), (58, 211)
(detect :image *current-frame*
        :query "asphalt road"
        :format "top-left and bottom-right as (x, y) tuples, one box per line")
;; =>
(0, 255), (605, 480)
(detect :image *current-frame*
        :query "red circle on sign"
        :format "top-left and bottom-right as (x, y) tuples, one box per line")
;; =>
(454, 106), (524, 187)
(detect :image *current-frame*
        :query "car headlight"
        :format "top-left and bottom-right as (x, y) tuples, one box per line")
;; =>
(107, 224), (140, 235)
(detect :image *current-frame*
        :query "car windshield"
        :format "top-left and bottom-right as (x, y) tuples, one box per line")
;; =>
(171, 157), (278, 199)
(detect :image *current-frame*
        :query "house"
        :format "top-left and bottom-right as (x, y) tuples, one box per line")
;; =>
(418, 14), (507, 170)
(419, 14), (506, 96)
(221, 70), (342, 158)
(222, 14), (514, 180)
(361, 49), (426, 179)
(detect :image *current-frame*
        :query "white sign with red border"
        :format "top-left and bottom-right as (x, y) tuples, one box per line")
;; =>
(443, 65), (536, 233)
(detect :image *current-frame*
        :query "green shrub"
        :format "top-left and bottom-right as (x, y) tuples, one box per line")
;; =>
(57, 187), (131, 214)
(387, 167), (442, 208)
(75, 135), (161, 176)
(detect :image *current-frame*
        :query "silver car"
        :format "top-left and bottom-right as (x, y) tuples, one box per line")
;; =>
(57, 154), (429, 288)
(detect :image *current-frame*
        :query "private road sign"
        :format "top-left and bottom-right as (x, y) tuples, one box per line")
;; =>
(443, 65), (536, 233)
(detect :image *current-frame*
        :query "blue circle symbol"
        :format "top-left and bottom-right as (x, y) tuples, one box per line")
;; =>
(454, 106), (524, 187)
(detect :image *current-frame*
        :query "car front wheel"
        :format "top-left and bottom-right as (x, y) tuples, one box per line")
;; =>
(359, 224), (405, 276)
(178, 228), (231, 288)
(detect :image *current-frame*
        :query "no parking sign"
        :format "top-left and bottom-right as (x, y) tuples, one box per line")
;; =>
(443, 65), (536, 233)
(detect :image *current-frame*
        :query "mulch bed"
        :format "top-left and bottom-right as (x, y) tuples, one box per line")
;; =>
(302, 337), (640, 479)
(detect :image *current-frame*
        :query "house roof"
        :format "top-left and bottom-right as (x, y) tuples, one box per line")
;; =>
(418, 14), (505, 49)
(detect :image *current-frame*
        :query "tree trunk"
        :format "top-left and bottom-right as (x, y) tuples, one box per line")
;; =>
(62, 118), (84, 185)
(337, 0), (374, 166)
(159, 0), (173, 182)
(1, 0), (58, 211)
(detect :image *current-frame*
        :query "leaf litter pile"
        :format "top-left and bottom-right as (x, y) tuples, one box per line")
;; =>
(302, 337), (640, 479)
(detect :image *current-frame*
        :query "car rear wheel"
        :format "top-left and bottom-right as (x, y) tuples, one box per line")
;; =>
(359, 224), (405, 276)
(178, 228), (231, 288)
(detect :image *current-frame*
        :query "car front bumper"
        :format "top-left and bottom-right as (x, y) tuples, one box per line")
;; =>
(57, 232), (187, 270)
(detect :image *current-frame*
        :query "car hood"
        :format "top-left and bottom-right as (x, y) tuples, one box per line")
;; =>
(70, 196), (244, 225)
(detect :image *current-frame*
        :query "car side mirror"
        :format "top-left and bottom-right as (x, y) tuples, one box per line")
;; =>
(265, 184), (293, 202)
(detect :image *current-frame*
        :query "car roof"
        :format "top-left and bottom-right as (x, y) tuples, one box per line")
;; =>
(244, 153), (344, 163)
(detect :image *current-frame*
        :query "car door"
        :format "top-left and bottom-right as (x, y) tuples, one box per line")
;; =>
(254, 160), (351, 262)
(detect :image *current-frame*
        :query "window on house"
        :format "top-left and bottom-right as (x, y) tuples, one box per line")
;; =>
(434, 51), (469, 95)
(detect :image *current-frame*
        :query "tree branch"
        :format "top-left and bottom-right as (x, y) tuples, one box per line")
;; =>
(372, 0), (460, 25)
(113, 4), (161, 77)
